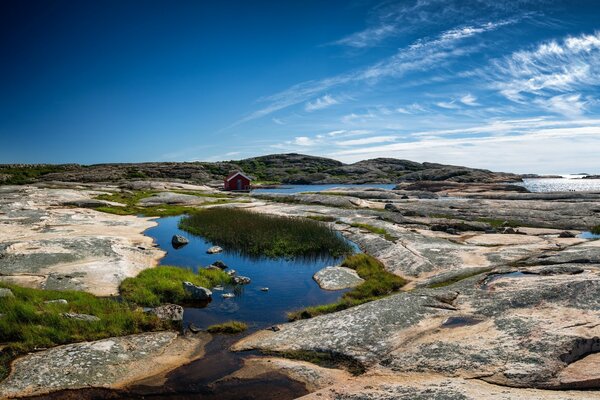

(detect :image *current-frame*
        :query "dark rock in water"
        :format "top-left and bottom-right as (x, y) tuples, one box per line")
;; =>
(188, 323), (201, 333)
(182, 281), (212, 300)
(150, 304), (184, 321)
(171, 235), (189, 248)
(232, 276), (251, 285)
(559, 231), (577, 238)
(211, 260), (228, 269)
(260, 287), (269, 292)
(226, 269), (237, 277)
(61, 313), (100, 322)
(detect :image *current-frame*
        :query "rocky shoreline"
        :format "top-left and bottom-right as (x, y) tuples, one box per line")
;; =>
(1, 181), (599, 399)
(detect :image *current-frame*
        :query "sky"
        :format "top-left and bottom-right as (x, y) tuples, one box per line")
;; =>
(1, 0), (599, 173)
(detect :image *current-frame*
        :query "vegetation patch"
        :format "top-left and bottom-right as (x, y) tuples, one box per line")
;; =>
(350, 223), (395, 241)
(265, 349), (366, 375)
(119, 266), (232, 307)
(306, 215), (337, 222)
(179, 208), (353, 258)
(288, 254), (407, 320)
(591, 225), (600, 235)
(0, 283), (171, 380)
(477, 218), (521, 228)
(0, 164), (70, 185)
(206, 321), (248, 334)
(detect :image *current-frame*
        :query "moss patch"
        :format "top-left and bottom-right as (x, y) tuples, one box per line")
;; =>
(179, 208), (353, 258)
(288, 254), (407, 320)
(119, 266), (232, 307)
(206, 321), (248, 334)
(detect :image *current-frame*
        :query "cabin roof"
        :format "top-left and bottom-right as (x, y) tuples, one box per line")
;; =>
(225, 171), (252, 182)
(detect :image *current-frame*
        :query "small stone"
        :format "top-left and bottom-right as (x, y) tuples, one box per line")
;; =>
(212, 285), (224, 291)
(226, 269), (237, 277)
(207, 246), (223, 254)
(558, 230), (576, 238)
(0, 288), (14, 298)
(45, 299), (68, 305)
(222, 293), (235, 298)
(260, 287), (269, 292)
(232, 276), (251, 285)
(211, 260), (227, 269)
(188, 323), (201, 333)
(61, 313), (100, 322)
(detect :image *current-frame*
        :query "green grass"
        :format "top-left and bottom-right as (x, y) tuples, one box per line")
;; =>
(266, 349), (366, 375)
(591, 225), (600, 235)
(119, 266), (232, 307)
(171, 190), (232, 199)
(0, 283), (171, 380)
(94, 190), (240, 217)
(288, 254), (407, 321)
(206, 321), (248, 334)
(477, 218), (521, 228)
(350, 223), (395, 241)
(178, 208), (353, 258)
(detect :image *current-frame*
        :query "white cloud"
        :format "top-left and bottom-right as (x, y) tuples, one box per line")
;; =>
(436, 100), (459, 109)
(292, 136), (317, 146)
(459, 93), (479, 106)
(490, 31), (600, 104)
(305, 95), (339, 112)
(272, 118), (285, 125)
(336, 136), (397, 146)
(534, 93), (588, 118)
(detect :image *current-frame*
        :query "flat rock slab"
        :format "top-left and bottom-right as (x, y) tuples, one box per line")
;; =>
(313, 266), (364, 290)
(0, 332), (208, 398)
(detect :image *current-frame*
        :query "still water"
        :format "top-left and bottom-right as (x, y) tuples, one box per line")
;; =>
(251, 183), (396, 194)
(519, 178), (600, 192)
(145, 215), (359, 329)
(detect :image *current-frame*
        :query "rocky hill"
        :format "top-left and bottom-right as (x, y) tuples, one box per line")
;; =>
(0, 153), (521, 185)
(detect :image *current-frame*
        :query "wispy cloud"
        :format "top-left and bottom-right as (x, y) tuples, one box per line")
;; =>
(305, 94), (339, 111)
(489, 31), (600, 104)
(233, 19), (514, 125)
(459, 93), (479, 106)
(336, 135), (397, 146)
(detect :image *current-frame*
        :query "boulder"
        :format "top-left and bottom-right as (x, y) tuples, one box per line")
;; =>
(207, 246), (223, 254)
(182, 281), (212, 300)
(171, 235), (189, 248)
(62, 313), (100, 322)
(313, 266), (365, 290)
(150, 304), (184, 321)
(0, 288), (14, 298)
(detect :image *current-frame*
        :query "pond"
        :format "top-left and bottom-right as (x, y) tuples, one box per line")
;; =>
(251, 183), (396, 194)
(145, 215), (360, 330)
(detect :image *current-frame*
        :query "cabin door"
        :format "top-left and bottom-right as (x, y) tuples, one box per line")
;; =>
(237, 178), (242, 190)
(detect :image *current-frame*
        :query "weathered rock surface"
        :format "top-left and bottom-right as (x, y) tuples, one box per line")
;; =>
(0, 288), (14, 297)
(150, 304), (184, 321)
(313, 266), (364, 290)
(171, 234), (189, 247)
(0, 186), (164, 296)
(62, 312), (100, 322)
(0, 332), (208, 398)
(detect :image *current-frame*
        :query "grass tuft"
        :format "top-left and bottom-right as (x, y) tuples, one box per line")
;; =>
(119, 266), (232, 307)
(179, 208), (353, 258)
(0, 283), (171, 380)
(350, 223), (395, 241)
(591, 225), (600, 235)
(206, 321), (248, 334)
(288, 254), (407, 320)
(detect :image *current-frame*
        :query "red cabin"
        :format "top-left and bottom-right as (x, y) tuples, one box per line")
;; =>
(224, 171), (251, 191)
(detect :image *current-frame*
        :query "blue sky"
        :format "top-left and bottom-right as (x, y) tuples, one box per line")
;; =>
(1, 0), (599, 173)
